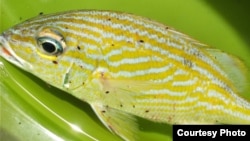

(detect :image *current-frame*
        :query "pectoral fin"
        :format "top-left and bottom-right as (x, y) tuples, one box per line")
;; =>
(91, 103), (138, 141)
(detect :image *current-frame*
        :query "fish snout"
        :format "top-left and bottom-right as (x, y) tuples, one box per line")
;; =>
(0, 34), (33, 70)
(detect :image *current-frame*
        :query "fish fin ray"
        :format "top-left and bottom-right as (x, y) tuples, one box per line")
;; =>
(206, 49), (248, 93)
(91, 103), (138, 141)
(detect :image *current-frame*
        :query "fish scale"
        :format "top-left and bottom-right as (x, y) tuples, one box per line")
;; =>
(0, 10), (250, 141)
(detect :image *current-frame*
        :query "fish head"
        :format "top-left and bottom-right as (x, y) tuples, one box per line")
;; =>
(0, 13), (99, 90)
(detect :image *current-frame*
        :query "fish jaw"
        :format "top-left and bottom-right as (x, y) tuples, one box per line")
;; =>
(0, 34), (33, 71)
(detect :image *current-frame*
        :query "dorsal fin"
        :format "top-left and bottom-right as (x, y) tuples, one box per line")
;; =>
(205, 48), (248, 93)
(184, 35), (249, 94)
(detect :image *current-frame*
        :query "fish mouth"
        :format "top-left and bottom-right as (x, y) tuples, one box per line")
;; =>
(0, 34), (32, 70)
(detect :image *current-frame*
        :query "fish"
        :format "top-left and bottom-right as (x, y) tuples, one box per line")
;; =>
(0, 10), (250, 141)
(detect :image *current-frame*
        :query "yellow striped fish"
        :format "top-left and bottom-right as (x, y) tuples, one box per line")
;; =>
(0, 10), (250, 140)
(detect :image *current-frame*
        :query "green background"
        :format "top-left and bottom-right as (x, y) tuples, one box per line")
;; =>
(0, 0), (250, 141)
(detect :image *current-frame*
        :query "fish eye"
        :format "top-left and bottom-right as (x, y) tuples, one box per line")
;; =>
(37, 37), (63, 55)
(36, 28), (66, 56)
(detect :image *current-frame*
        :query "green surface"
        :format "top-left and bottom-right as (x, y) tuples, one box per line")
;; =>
(0, 0), (250, 141)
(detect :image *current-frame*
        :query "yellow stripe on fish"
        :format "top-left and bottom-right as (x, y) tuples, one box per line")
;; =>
(0, 10), (249, 141)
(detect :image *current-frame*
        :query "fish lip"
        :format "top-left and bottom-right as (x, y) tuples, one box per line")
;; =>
(0, 35), (33, 70)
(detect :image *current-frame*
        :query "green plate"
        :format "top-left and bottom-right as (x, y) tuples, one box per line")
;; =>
(1, 0), (250, 141)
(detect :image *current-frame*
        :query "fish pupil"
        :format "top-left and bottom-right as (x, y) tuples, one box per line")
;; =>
(41, 42), (56, 53)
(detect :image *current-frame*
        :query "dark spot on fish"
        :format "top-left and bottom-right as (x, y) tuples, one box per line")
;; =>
(19, 17), (23, 21)
(69, 81), (72, 83)
(127, 41), (132, 44)
(101, 72), (104, 77)
(120, 104), (123, 107)
(138, 39), (144, 43)
(111, 44), (115, 46)
(133, 105), (135, 108)
(18, 122), (21, 125)
(222, 83), (231, 92)
(145, 110), (149, 113)
(39, 12), (44, 15)
(52, 61), (58, 64)
(165, 26), (169, 30)
(107, 18), (111, 21)
(183, 58), (193, 68)
(105, 91), (110, 94)
(77, 46), (81, 50)
(168, 116), (173, 122)
(191, 49), (202, 58)
(65, 26), (69, 29)
(101, 110), (106, 113)
(82, 82), (85, 85)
